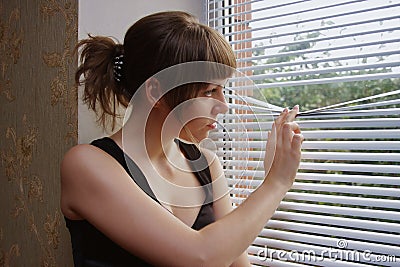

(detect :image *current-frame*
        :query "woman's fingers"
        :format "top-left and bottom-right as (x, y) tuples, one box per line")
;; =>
(282, 122), (301, 149)
(275, 105), (299, 132)
(292, 133), (304, 151)
(286, 105), (299, 122)
(275, 108), (288, 126)
(270, 105), (302, 154)
(264, 125), (276, 174)
(264, 105), (303, 184)
(266, 123), (277, 152)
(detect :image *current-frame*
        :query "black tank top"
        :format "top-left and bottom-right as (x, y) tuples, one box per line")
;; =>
(65, 137), (215, 267)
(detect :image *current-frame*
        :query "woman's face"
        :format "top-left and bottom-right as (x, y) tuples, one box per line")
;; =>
(179, 81), (228, 142)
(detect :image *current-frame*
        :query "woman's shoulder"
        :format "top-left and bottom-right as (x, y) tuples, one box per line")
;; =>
(60, 144), (104, 219)
(60, 142), (129, 219)
(60, 142), (119, 183)
(62, 143), (103, 165)
(62, 137), (116, 164)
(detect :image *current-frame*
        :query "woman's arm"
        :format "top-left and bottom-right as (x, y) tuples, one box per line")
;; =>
(61, 108), (302, 267)
(211, 184), (252, 267)
(203, 145), (251, 266)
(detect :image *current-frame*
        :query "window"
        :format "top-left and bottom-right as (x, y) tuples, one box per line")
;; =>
(207, 0), (400, 266)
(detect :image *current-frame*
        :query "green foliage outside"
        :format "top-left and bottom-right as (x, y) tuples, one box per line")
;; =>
(250, 31), (400, 110)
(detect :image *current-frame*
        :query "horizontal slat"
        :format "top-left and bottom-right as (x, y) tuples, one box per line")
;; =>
(223, 106), (400, 118)
(224, 104), (400, 117)
(235, 73), (400, 95)
(292, 183), (400, 197)
(223, 161), (400, 174)
(209, 129), (400, 139)
(272, 210), (400, 233)
(285, 192), (400, 209)
(222, 151), (400, 162)
(296, 108), (400, 118)
(231, 198), (400, 221)
(237, 61), (400, 82)
(215, 140), (400, 150)
(222, 150), (400, 162)
(277, 201), (400, 221)
(299, 162), (400, 172)
(229, 183), (400, 197)
(266, 219), (399, 245)
(295, 172), (400, 185)
(224, 163), (400, 174)
(223, 91), (400, 114)
(225, 104), (282, 113)
(233, 72), (400, 90)
(237, 47), (400, 65)
(312, 99), (400, 114)
(223, 93), (399, 113)
(218, 118), (400, 129)
(261, 151), (397, 162)
(220, 150), (400, 161)
(227, 172), (400, 186)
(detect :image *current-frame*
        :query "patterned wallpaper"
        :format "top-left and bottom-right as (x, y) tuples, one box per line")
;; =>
(0, 0), (77, 266)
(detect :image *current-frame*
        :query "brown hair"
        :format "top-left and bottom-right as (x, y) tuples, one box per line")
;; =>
(75, 11), (236, 129)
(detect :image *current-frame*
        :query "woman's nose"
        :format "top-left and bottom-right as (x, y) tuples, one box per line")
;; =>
(211, 93), (229, 115)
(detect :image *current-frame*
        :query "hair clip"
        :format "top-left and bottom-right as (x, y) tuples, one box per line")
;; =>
(113, 54), (124, 82)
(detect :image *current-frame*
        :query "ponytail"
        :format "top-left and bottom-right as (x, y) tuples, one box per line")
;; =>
(75, 35), (129, 130)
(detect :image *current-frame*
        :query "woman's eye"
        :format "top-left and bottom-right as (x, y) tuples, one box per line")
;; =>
(204, 88), (217, 96)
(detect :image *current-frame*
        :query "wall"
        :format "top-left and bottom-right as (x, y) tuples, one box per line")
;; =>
(78, 0), (205, 144)
(0, 0), (77, 266)
(0, 0), (204, 266)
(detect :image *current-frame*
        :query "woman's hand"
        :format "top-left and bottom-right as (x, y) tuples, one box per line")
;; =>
(263, 105), (303, 190)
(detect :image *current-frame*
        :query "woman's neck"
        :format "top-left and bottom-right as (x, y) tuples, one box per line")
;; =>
(112, 108), (178, 162)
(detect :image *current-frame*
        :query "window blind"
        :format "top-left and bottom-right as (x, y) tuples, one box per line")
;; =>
(207, 0), (400, 266)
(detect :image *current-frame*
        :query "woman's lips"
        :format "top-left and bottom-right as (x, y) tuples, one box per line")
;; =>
(207, 122), (217, 130)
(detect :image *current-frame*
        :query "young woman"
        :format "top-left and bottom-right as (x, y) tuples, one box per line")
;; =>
(61, 11), (303, 267)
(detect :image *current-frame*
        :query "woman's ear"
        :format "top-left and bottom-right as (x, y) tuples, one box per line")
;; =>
(144, 77), (163, 108)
